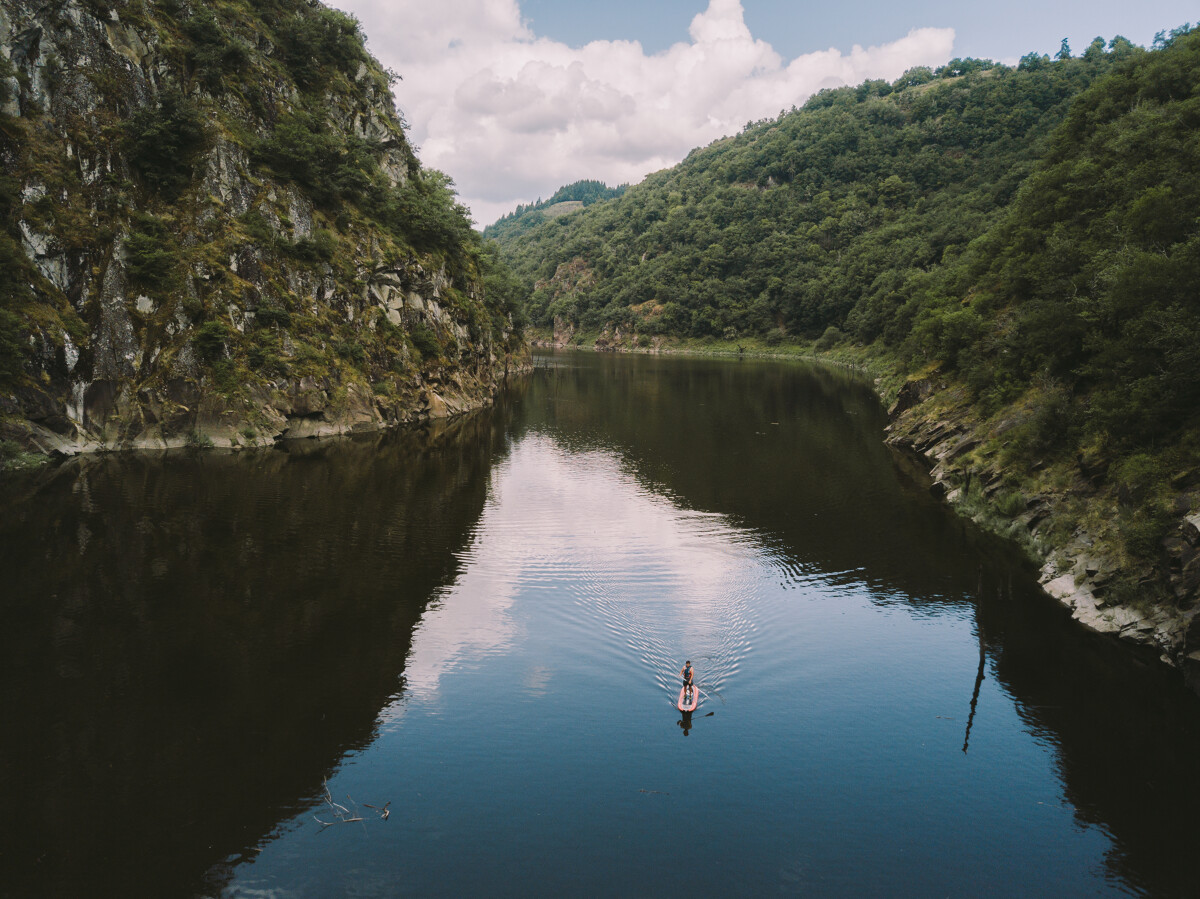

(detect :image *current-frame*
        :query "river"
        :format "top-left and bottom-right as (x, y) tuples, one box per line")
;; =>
(2, 350), (1199, 897)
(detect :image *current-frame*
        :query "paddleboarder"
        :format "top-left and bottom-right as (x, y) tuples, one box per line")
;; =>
(680, 660), (695, 704)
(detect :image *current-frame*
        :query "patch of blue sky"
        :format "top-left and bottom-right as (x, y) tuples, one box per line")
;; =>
(520, 0), (1196, 63)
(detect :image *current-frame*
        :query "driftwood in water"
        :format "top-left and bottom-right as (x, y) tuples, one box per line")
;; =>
(314, 780), (390, 827)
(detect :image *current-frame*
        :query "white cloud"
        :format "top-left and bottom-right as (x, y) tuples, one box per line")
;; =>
(334, 0), (954, 224)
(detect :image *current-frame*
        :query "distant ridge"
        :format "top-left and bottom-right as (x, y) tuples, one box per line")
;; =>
(483, 180), (626, 241)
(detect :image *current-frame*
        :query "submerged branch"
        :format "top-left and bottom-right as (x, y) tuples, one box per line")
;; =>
(316, 779), (391, 828)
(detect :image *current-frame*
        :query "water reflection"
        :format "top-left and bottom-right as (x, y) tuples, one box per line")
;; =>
(518, 352), (1200, 895)
(379, 433), (761, 724)
(962, 624), (987, 754)
(976, 574), (1200, 897)
(524, 351), (1009, 604)
(2, 351), (1200, 897)
(0, 410), (514, 897)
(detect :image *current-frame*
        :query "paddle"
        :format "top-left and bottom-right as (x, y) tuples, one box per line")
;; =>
(696, 683), (725, 705)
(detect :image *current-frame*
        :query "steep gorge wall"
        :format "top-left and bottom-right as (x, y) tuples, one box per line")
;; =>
(0, 0), (525, 455)
(884, 375), (1200, 692)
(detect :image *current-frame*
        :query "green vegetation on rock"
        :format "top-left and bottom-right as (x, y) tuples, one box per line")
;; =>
(123, 88), (209, 199)
(493, 49), (1130, 342)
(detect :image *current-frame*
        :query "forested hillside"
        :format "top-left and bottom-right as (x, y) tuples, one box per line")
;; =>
(910, 29), (1200, 454)
(0, 0), (526, 458)
(492, 25), (1198, 482)
(496, 38), (1168, 342)
(491, 26), (1200, 671)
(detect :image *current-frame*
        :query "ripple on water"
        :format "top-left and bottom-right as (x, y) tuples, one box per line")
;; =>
(442, 434), (773, 705)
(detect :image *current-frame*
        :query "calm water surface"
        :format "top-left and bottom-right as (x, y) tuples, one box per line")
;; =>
(2, 351), (1200, 897)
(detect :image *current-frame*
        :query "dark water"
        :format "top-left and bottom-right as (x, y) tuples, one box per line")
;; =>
(2, 350), (1199, 897)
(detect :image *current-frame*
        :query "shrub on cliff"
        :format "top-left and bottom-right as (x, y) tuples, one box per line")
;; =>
(409, 322), (441, 361)
(275, 5), (368, 92)
(182, 7), (251, 93)
(255, 109), (375, 207)
(124, 214), (181, 291)
(285, 228), (338, 264)
(479, 242), (530, 337)
(123, 88), (208, 199)
(369, 169), (475, 260)
(193, 320), (233, 363)
(0, 307), (24, 384)
(0, 170), (31, 387)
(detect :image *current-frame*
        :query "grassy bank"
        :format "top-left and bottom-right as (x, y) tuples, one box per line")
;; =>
(0, 438), (50, 472)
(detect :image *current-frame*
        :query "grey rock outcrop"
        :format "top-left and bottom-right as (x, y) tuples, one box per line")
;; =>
(884, 375), (1200, 693)
(0, 0), (526, 456)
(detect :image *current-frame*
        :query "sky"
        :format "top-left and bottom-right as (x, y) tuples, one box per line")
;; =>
(330, 0), (1195, 226)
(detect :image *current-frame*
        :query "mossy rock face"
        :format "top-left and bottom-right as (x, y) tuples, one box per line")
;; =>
(0, 0), (528, 454)
(880, 352), (1200, 686)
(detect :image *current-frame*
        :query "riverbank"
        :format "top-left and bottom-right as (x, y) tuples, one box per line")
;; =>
(882, 370), (1200, 689)
(531, 328), (907, 393)
(0, 354), (532, 470)
(532, 329), (1200, 695)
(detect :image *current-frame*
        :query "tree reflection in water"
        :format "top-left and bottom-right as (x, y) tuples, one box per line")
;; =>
(0, 406), (515, 898)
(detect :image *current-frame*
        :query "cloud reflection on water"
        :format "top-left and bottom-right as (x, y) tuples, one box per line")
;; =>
(385, 431), (765, 718)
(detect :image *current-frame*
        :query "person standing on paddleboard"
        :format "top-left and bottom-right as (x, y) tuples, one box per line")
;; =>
(680, 660), (694, 702)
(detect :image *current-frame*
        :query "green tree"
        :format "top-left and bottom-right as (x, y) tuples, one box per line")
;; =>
(123, 88), (208, 199)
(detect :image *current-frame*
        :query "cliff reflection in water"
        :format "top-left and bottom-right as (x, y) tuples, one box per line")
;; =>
(525, 351), (1006, 600)
(978, 581), (1200, 898)
(0, 407), (514, 898)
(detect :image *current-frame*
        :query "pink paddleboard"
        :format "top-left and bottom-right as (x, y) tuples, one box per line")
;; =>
(677, 684), (698, 712)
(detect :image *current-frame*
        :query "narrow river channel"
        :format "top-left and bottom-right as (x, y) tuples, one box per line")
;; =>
(2, 350), (1199, 897)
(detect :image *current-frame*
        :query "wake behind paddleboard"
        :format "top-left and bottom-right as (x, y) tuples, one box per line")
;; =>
(677, 684), (698, 712)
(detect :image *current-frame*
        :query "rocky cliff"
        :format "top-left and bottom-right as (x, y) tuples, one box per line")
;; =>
(884, 374), (1200, 693)
(0, 0), (526, 456)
